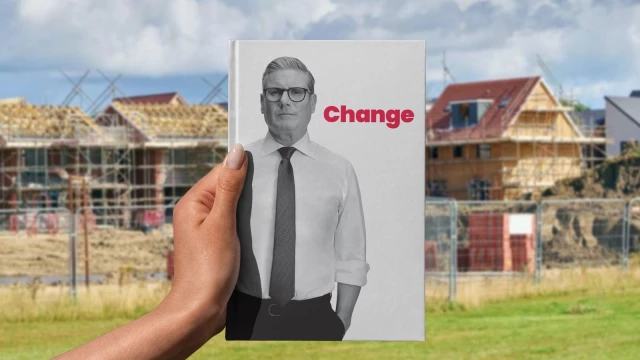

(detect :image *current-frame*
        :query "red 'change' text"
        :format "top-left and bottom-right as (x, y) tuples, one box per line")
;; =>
(323, 105), (414, 129)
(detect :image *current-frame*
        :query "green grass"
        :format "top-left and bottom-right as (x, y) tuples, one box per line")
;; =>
(2, 287), (640, 360)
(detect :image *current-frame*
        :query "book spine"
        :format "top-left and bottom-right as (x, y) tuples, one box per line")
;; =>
(228, 40), (239, 151)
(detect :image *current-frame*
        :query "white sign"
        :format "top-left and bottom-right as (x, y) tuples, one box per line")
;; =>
(509, 214), (534, 235)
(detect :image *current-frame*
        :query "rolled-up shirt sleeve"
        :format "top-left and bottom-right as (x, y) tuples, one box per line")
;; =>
(334, 163), (370, 286)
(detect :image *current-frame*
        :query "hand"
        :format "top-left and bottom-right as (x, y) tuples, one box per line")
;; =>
(53, 144), (248, 360)
(336, 283), (360, 335)
(168, 143), (248, 333)
(336, 312), (351, 332)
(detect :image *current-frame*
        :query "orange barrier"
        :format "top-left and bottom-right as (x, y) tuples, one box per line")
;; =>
(425, 242), (438, 270)
(46, 213), (60, 235)
(8, 214), (19, 234)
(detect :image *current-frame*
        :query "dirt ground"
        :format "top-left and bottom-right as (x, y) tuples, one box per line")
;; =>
(531, 155), (640, 200)
(525, 155), (640, 264)
(0, 225), (173, 277)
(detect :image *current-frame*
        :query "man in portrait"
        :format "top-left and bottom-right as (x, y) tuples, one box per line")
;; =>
(225, 56), (370, 341)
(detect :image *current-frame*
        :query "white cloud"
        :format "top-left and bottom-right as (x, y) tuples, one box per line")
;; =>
(1, 0), (335, 76)
(1, 0), (640, 108)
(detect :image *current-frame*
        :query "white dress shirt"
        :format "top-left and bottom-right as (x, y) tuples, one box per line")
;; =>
(236, 130), (369, 300)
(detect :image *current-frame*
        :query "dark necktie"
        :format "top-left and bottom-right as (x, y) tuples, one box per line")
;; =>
(269, 146), (297, 306)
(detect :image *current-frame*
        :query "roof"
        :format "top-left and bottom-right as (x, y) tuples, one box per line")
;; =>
(0, 103), (103, 141)
(605, 96), (640, 128)
(573, 109), (605, 127)
(629, 90), (640, 98)
(572, 109), (605, 137)
(573, 109), (605, 124)
(0, 97), (27, 105)
(113, 92), (186, 105)
(426, 76), (540, 142)
(110, 102), (227, 140)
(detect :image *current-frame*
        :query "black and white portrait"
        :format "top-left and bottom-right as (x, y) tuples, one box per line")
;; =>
(225, 56), (369, 341)
(227, 40), (425, 341)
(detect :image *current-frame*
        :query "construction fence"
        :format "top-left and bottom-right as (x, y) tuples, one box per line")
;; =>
(426, 197), (640, 303)
(2, 199), (638, 303)
(0, 204), (174, 293)
(66, 204), (175, 298)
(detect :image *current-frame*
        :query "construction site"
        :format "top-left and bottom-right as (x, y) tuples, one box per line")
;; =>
(0, 72), (229, 230)
(425, 75), (608, 201)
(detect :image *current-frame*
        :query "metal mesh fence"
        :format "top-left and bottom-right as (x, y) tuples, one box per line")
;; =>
(629, 198), (640, 265)
(456, 201), (538, 275)
(540, 199), (627, 270)
(425, 198), (638, 303)
(4, 197), (638, 302)
(68, 205), (174, 297)
(424, 198), (456, 303)
(453, 201), (539, 303)
(0, 208), (72, 285)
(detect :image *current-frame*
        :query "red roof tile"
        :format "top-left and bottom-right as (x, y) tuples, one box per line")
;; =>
(426, 76), (540, 143)
(113, 92), (185, 105)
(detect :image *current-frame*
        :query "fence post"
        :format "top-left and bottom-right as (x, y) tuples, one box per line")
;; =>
(535, 201), (543, 284)
(82, 178), (90, 290)
(69, 181), (77, 300)
(71, 208), (80, 301)
(622, 198), (640, 271)
(449, 199), (458, 303)
(624, 199), (635, 272)
(67, 204), (175, 300)
(68, 220), (73, 300)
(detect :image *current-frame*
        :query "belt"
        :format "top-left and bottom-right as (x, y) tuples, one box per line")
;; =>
(233, 290), (331, 317)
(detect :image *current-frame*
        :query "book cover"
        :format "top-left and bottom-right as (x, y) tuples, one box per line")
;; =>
(227, 40), (425, 341)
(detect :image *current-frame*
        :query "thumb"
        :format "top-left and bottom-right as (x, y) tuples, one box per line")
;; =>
(211, 143), (247, 217)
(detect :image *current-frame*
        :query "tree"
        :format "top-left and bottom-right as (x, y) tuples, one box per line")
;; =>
(560, 98), (591, 112)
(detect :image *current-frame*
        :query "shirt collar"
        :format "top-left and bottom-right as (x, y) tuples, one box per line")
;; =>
(261, 130), (315, 159)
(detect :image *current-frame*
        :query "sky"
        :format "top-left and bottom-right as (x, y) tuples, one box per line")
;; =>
(1, 0), (640, 110)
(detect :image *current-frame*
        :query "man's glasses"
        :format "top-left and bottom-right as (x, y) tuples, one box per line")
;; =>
(263, 87), (311, 102)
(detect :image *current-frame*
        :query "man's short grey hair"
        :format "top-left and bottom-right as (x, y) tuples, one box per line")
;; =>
(262, 56), (315, 94)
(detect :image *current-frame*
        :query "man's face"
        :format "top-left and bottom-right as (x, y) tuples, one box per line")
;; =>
(261, 69), (317, 136)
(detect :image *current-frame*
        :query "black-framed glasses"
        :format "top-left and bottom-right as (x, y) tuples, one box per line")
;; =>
(263, 87), (311, 102)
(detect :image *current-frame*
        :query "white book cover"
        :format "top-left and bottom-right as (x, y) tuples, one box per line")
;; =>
(226, 40), (425, 341)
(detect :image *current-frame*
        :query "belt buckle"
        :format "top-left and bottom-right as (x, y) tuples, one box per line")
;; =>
(268, 303), (281, 317)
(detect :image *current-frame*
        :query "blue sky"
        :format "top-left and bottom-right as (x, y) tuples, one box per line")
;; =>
(1, 0), (640, 110)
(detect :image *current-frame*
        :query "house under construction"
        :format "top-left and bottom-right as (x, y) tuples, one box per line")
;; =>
(0, 92), (228, 227)
(425, 76), (608, 200)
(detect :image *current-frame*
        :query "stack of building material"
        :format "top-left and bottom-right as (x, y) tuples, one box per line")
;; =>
(468, 213), (513, 271)
(457, 247), (470, 271)
(424, 241), (438, 270)
(508, 214), (536, 273)
(467, 212), (536, 272)
(135, 209), (165, 229)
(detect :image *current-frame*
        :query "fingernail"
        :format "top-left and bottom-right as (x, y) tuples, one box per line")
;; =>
(225, 143), (244, 170)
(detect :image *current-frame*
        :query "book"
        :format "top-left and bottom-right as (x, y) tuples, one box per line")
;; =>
(227, 40), (425, 341)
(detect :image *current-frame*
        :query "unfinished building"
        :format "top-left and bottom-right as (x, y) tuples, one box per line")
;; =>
(0, 92), (228, 228)
(425, 76), (608, 200)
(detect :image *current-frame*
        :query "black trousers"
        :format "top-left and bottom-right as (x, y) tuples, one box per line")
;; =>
(225, 290), (346, 341)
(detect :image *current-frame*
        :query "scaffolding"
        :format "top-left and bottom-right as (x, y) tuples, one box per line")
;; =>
(425, 77), (608, 201)
(0, 97), (228, 228)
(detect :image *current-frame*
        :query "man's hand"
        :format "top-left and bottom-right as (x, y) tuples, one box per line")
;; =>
(336, 312), (352, 332)
(53, 144), (248, 360)
(336, 283), (361, 334)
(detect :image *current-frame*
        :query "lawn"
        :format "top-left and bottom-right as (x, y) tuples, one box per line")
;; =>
(2, 286), (639, 360)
